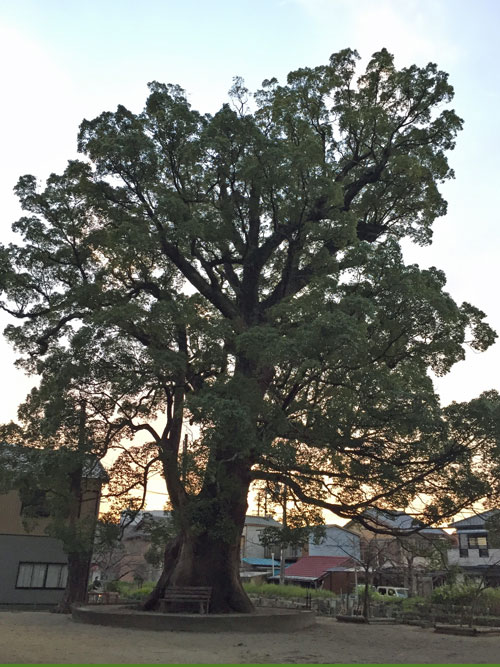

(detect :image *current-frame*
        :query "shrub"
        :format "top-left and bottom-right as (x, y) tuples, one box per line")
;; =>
(103, 580), (120, 593)
(401, 596), (427, 613)
(127, 583), (156, 600)
(431, 583), (479, 606)
(475, 587), (500, 615)
(102, 580), (156, 599)
(114, 581), (136, 596)
(355, 585), (384, 602)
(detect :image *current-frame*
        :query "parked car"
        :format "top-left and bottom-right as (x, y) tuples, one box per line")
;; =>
(376, 586), (408, 598)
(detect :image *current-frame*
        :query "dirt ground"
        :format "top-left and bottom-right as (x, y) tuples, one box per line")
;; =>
(0, 611), (499, 664)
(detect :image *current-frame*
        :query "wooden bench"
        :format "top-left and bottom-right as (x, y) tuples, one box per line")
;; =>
(159, 586), (212, 614)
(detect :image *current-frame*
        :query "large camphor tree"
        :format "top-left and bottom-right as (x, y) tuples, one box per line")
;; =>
(1, 49), (499, 612)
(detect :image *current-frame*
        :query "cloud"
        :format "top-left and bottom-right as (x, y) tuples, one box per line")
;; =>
(289, 0), (460, 69)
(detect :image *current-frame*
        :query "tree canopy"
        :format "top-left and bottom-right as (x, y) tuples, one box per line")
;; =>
(1, 48), (499, 612)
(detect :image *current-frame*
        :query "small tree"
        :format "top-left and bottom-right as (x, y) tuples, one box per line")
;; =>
(256, 479), (325, 583)
(357, 535), (396, 617)
(0, 436), (105, 612)
(141, 512), (177, 571)
(91, 516), (127, 583)
(382, 532), (452, 596)
(0, 365), (162, 611)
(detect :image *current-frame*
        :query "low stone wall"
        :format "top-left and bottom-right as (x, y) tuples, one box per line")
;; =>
(249, 594), (500, 627)
(72, 605), (317, 632)
(248, 595), (339, 616)
(401, 608), (500, 627)
(249, 595), (398, 617)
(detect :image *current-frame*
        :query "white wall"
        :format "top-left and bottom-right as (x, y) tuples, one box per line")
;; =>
(447, 547), (500, 568)
(242, 524), (268, 559)
(309, 526), (360, 560)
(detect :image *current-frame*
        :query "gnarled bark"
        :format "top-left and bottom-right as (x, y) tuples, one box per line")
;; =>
(143, 458), (254, 613)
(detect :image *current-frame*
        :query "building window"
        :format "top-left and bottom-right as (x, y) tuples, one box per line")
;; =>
(466, 534), (489, 557)
(468, 535), (488, 548)
(458, 533), (469, 557)
(16, 562), (68, 589)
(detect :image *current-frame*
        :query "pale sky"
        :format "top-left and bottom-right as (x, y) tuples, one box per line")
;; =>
(1, 0), (499, 508)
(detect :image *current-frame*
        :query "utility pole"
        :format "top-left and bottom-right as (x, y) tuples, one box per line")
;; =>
(279, 483), (287, 585)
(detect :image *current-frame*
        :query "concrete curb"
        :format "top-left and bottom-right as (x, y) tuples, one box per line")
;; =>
(434, 624), (500, 637)
(72, 605), (317, 633)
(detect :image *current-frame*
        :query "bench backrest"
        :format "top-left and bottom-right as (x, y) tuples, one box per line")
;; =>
(163, 586), (212, 599)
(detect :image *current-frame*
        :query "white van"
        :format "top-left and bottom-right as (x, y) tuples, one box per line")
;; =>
(376, 586), (408, 598)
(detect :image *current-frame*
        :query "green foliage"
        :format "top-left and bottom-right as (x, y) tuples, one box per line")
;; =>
(431, 583), (480, 605)
(127, 583), (156, 600)
(354, 584), (402, 603)
(355, 584), (381, 601)
(485, 514), (500, 548)
(141, 513), (176, 567)
(0, 443), (102, 554)
(100, 580), (156, 599)
(243, 583), (336, 600)
(103, 580), (121, 593)
(401, 595), (427, 612)
(478, 587), (500, 615)
(430, 585), (500, 616)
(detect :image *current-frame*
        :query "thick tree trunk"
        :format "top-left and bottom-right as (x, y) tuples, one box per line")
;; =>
(144, 530), (253, 613)
(144, 350), (268, 613)
(144, 460), (254, 613)
(142, 536), (181, 610)
(53, 552), (91, 613)
(53, 454), (94, 614)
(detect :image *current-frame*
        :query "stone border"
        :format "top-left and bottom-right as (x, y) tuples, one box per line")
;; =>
(72, 605), (316, 633)
(435, 624), (500, 637)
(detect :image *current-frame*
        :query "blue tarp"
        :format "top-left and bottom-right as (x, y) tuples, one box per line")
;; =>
(242, 557), (280, 567)
(242, 558), (291, 568)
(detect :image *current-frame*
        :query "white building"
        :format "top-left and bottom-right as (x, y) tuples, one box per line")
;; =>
(308, 524), (361, 560)
(447, 511), (500, 585)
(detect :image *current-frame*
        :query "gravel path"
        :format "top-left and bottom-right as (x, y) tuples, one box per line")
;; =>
(0, 611), (499, 663)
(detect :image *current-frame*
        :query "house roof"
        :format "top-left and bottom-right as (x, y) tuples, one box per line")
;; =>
(125, 510), (169, 523)
(348, 508), (447, 535)
(448, 510), (499, 529)
(244, 515), (282, 527)
(283, 556), (354, 581)
(242, 557), (282, 567)
(322, 523), (360, 539)
(121, 510), (171, 539)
